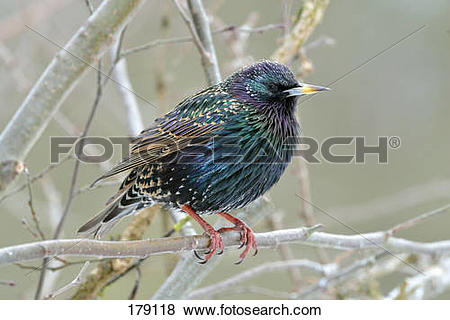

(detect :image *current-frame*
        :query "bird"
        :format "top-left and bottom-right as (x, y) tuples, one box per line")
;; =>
(78, 60), (328, 264)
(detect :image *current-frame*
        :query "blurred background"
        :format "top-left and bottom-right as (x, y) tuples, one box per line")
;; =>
(0, 0), (449, 299)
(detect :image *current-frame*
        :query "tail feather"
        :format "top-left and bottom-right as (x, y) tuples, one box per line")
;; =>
(77, 201), (141, 238)
(79, 169), (147, 238)
(78, 184), (151, 238)
(77, 203), (118, 238)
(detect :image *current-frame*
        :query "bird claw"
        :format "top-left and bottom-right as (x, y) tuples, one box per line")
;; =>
(194, 227), (225, 264)
(218, 219), (257, 264)
(193, 250), (205, 262)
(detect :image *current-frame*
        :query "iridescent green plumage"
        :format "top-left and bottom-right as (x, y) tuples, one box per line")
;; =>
(78, 61), (328, 263)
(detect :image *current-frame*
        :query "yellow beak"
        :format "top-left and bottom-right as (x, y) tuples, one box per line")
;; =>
(284, 83), (330, 97)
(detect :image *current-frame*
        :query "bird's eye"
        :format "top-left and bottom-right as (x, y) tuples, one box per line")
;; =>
(267, 83), (277, 91)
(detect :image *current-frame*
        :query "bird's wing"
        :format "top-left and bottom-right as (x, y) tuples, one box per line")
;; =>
(91, 93), (232, 186)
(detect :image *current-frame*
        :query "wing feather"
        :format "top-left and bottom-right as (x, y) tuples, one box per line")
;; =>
(91, 96), (228, 187)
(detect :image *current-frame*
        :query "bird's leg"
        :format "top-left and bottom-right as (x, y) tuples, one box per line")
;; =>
(217, 212), (258, 264)
(180, 204), (224, 263)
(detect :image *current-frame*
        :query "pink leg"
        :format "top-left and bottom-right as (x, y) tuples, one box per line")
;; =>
(217, 212), (258, 264)
(181, 205), (224, 263)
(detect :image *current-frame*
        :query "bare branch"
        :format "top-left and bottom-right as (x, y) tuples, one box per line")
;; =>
(272, 0), (330, 264)
(0, 224), (322, 267)
(186, 0), (221, 84)
(0, 0), (72, 42)
(296, 252), (389, 299)
(172, 0), (221, 85)
(128, 266), (141, 299)
(34, 0), (112, 299)
(271, 0), (329, 63)
(172, 0), (213, 75)
(120, 23), (283, 58)
(71, 206), (159, 299)
(151, 0), (226, 300)
(20, 219), (39, 239)
(24, 168), (46, 241)
(0, 154), (72, 205)
(268, 212), (303, 290)
(152, 197), (273, 299)
(388, 203), (450, 235)
(0, 280), (15, 287)
(52, 59), (103, 240)
(189, 259), (336, 299)
(386, 257), (450, 299)
(44, 261), (90, 299)
(0, 0), (148, 193)
(109, 31), (145, 135)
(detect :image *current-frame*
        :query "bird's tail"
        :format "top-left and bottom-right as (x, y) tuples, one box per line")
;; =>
(77, 184), (151, 238)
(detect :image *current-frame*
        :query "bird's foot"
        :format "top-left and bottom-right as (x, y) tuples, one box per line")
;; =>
(180, 204), (225, 264)
(194, 224), (225, 264)
(217, 213), (258, 264)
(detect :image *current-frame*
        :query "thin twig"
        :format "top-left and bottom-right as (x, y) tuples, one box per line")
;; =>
(53, 47), (103, 239)
(0, 154), (72, 205)
(272, 0), (330, 265)
(52, 111), (113, 172)
(110, 28), (145, 136)
(189, 259), (336, 298)
(172, 0), (217, 84)
(0, 0), (147, 193)
(388, 203), (450, 235)
(296, 252), (389, 299)
(21, 218), (39, 239)
(272, 0), (329, 63)
(24, 167), (46, 241)
(172, 0), (211, 61)
(151, 0), (227, 300)
(213, 13), (257, 70)
(268, 212), (302, 290)
(35, 0), (105, 300)
(0, 280), (15, 287)
(74, 180), (122, 197)
(128, 266), (141, 300)
(121, 23), (283, 58)
(385, 257), (450, 300)
(15, 259), (108, 272)
(72, 206), (159, 299)
(44, 261), (90, 299)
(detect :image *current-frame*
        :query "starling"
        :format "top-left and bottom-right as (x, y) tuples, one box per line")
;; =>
(78, 61), (328, 263)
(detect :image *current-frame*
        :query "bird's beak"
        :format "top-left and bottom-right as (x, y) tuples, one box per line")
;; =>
(283, 83), (330, 97)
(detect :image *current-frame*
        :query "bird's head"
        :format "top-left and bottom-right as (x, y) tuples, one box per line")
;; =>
(230, 60), (329, 112)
